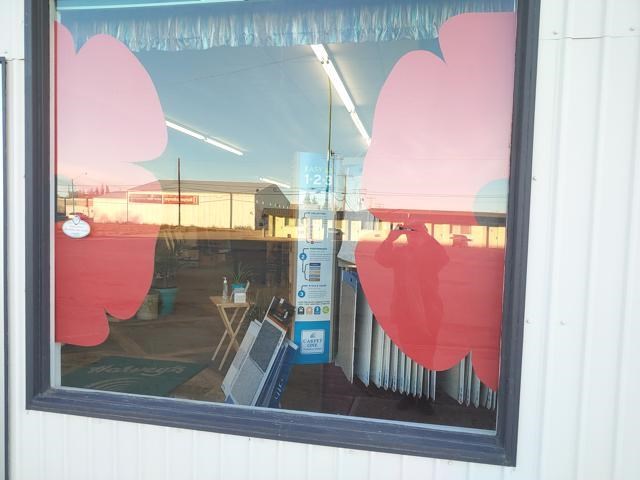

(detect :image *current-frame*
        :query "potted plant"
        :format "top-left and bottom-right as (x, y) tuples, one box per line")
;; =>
(247, 286), (281, 321)
(226, 261), (254, 291)
(152, 227), (184, 315)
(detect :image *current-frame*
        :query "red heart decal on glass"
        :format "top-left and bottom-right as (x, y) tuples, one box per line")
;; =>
(55, 23), (167, 346)
(356, 13), (516, 390)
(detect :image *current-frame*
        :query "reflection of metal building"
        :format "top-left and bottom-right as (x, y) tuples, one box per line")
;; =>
(266, 207), (507, 248)
(91, 180), (289, 228)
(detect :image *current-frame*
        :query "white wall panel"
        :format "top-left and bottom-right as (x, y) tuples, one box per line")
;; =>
(165, 428), (195, 480)
(540, 0), (640, 39)
(276, 439), (308, 480)
(574, 36), (640, 480)
(4, 1), (640, 479)
(220, 434), (251, 480)
(609, 0), (640, 36)
(336, 449), (369, 480)
(537, 38), (604, 480)
(0, 0), (24, 59)
(89, 419), (117, 480)
(139, 425), (169, 480)
(306, 445), (338, 480)
(114, 422), (142, 480)
(64, 416), (90, 480)
(247, 437), (279, 480)
(433, 459), (469, 480)
(401, 454), (437, 480)
(368, 451), (403, 480)
(193, 429), (221, 480)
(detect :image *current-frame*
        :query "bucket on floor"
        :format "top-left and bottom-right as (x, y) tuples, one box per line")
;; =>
(157, 287), (179, 315)
(137, 291), (159, 320)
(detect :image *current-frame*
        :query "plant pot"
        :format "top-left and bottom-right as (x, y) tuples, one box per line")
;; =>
(137, 291), (159, 320)
(156, 287), (179, 315)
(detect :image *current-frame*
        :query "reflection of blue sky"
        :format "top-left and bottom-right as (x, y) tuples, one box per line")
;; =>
(124, 39), (440, 191)
(58, 0), (512, 213)
(474, 179), (509, 215)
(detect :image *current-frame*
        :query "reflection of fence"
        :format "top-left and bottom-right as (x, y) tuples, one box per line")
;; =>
(62, 197), (93, 217)
(56, 194), (507, 249)
(271, 215), (506, 248)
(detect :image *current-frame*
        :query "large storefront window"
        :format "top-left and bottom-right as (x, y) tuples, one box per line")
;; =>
(54, 0), (518, 431)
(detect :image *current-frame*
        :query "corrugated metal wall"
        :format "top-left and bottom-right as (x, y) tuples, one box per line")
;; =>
(3, 0), (640, 478)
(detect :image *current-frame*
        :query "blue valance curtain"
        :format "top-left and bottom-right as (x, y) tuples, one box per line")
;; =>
(59, 0), (515, 52)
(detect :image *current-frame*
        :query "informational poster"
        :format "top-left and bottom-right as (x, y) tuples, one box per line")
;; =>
(293, 152), (336, 364)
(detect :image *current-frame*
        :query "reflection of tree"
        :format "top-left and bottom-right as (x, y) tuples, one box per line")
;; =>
(373, 222), (448, 361)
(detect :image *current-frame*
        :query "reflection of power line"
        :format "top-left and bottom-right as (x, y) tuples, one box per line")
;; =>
(76, 193), (506, 200)
(65, 183), (507, 199)
(73, 198), (280, 206)
(159, 54), (310, 87)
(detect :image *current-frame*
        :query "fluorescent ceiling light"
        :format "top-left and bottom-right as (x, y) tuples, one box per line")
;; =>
(204, 137), (244, 156)
(310, 44), (370, 144)
(165, 119), (243, 156)
(350, 111), (371, 145)
(310, 44), (355, 113)
(259, 177), (291, 189)
(310, 44), (328, 63)
(165, 120), (205, 141)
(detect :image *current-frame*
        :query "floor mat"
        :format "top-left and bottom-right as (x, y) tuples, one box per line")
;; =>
(62, 355), (206, 397)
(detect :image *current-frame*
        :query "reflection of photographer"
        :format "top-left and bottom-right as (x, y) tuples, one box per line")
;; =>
(375, 222), (447, 268)
(373, 222), (449, 347)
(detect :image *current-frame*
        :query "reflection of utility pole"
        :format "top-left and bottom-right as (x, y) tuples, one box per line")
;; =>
(336, 172), (347, 211)
(177, 157), (181, 227)
(324, 75), (333, 211)
(70, 172), (87, 215)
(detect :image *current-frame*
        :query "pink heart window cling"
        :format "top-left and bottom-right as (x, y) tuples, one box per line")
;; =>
(55, 22), (167, 346)
(355, 12), (516, 391)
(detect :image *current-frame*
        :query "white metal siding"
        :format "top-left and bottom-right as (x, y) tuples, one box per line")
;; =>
(3, 0), (640, 479)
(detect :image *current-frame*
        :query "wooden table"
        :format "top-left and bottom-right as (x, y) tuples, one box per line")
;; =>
(210, 296), (252, 370)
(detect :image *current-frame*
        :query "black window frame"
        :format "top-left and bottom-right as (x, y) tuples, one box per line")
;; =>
(25, 0), (540, 466)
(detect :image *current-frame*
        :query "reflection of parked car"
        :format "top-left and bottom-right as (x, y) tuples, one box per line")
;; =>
(451, 234), (470, 247)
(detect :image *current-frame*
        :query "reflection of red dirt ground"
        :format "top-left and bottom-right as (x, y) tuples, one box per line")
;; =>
(74, 223), (290, 241)
(71, 222), (161, 237)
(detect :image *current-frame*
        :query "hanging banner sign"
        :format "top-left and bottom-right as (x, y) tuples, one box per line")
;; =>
(128, 193), (199, 205)
(293, 152), (336, 364)
(162, 194), (199, 205)
(129, 193), (162, 204)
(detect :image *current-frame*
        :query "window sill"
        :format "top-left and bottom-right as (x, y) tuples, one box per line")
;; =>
(28, 387), (514, 465)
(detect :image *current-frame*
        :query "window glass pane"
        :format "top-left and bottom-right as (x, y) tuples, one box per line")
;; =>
(54, 0), (517, 430)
